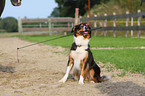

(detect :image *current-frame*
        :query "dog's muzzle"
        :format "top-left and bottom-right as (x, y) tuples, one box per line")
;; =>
(79, 31), (89, 37)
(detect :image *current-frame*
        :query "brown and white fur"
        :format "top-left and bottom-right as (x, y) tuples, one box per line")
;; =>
(59, 23), (110, 85)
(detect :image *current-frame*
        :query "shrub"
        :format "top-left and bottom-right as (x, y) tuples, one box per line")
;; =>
(0, 17), (18, 32)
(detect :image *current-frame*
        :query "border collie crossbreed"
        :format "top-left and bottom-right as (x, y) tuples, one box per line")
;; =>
(59, 23), (110, 85)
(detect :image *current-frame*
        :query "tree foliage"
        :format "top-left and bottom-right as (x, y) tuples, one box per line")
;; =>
(0, 17), (18, 32)
(51, 0), (144, 17)
(118, 0), (142, 13)
(51, 0), (102, 17)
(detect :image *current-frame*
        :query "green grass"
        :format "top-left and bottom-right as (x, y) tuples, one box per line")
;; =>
(16, 35), (73, 48)
(92, 49), (145, 74)
(15, 35), (145, 74)
(90, 36), (145, 48)
(15, 35), (145, 48)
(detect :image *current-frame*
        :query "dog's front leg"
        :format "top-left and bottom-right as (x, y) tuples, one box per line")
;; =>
(79, 64), (89, 85)
(59, 65), (72, 83)
(79, 53), (89, 85)
(59, 57), (74, 83)
(79, 65), (88, 85)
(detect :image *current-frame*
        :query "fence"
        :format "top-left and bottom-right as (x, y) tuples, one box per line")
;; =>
(80, 10), (145, 38)
(18, 17), (74, 35)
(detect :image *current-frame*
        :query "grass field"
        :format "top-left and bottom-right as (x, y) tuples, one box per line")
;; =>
(16, 35), (145, 75)
(16, 35), (145, 48)
(92, 49), (145, 74)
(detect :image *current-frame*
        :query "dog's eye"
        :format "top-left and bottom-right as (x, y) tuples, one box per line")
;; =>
(80, 26), (83, 29)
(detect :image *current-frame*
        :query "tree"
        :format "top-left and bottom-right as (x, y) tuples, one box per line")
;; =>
(0, 17), (18, 32)
(118, 0), (142, 13)
(51, 0), (102, 17)
(51, 7), (60, 17)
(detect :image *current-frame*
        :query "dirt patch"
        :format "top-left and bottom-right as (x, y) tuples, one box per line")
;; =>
(0, 33), (18, 38)
(0, 37), (144, 96)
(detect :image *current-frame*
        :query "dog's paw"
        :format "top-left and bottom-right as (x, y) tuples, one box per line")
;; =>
(58, 78), (67, 83)
(90, 81), (95, 83)
(79, 75), (84, 85)
(79, 80), (84, 85)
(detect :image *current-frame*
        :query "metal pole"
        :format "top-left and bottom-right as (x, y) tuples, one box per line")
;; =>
(88, 0), (90, 25)
(88, 0), (90, 17)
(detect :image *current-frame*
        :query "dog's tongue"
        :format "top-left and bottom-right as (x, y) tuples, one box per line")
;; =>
(84, 32), (88, 34)
(83, 32), (88, 37)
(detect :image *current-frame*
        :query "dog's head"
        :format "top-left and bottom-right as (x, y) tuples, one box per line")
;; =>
(71, 23), (91, 46)
(71, 23), (91, 39)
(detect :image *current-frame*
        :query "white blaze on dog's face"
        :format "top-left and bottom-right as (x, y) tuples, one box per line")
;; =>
(71, 23), (91, 46)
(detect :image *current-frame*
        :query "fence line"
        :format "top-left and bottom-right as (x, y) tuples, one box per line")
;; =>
(81, 11), (145, 21)
(18, 17), (74, 35)
(18, 10), (145, 37)
(80, 10), (145, 38)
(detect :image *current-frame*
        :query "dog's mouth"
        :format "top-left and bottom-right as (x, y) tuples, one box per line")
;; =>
(11, 0), (21, 6)
(84, 31), (88, 34)
(79, 31), (89, 37)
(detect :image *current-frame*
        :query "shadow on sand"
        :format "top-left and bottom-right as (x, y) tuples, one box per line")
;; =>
(96, 81), (145, 96)
(0, 65), (15, 73)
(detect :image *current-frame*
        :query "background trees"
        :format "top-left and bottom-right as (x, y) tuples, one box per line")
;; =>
(0, 17), (18, 32)
(51, 0), (102, 17)
(118, 0), (143, 13)
(51, 0), (145, 17)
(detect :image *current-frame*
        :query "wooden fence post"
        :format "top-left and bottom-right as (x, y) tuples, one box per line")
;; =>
(104, 13), (107, 37)
(71, 22), (74, 28)
(126, 11), (129, 37)
(18, 17), (23, 34)
(131, 17), (134, 37)
(94, 14), (97, 36)
(79, 16), (82, 24)
(40, 23), (42, 28)
(68, 22), (70, 28)
(75, 8), (79, 25)
(48, 17), (52, 36)
(113, 12), (116, 37)
(137, 10), (141, 38)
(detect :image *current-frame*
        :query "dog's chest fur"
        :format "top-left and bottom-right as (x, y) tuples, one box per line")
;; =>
(71, 36), (90, 70)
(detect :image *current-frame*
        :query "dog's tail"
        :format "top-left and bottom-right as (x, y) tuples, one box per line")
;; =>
(100, 75), (111, 82)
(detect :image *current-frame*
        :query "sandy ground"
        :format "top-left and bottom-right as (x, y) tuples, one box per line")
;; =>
(0, 37), (145, 96)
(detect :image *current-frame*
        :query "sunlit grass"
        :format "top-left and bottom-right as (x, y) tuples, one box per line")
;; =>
(92, 49), (145, 74)
(15, 35), (145, 48)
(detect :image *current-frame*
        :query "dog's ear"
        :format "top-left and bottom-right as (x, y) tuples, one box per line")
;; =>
(87, 25), (92, 37)
(86, 24), (91, 32)
(71, 26), (76, 33)
(71, 25), (79, 33)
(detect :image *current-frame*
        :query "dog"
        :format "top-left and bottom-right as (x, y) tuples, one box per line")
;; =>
(59, 23), (110, 85)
